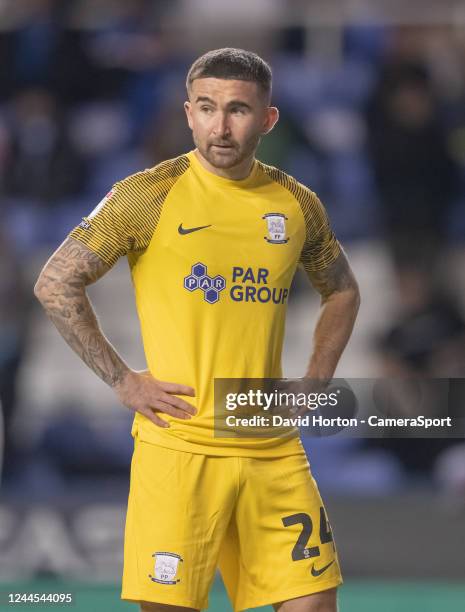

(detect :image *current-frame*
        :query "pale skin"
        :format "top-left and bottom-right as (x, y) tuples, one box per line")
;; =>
(35, 77), (359, 612)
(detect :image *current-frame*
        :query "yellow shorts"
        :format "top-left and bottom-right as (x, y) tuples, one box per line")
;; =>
(121, 436), (343, 611)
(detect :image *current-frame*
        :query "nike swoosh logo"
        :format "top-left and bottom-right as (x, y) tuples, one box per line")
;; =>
(311, 560), (335, 577)
(178, 223), (211, 235)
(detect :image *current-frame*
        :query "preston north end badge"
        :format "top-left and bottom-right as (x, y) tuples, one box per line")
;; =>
(263, 213), (289, 244)
(149, 551), (183, 585)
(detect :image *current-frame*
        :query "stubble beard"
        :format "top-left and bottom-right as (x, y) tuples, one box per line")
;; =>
(194, 132), (261, 170)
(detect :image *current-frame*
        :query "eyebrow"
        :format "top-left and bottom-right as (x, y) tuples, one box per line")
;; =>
(195, 96), (252, 110)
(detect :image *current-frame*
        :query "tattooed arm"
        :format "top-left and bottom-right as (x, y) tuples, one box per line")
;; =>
(305, 249), (360, 380)
(34, 237), (195, 427)
(34, 237), (128, 386)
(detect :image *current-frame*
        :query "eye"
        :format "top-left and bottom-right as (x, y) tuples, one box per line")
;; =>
(201, 106), (213, 113)
(231, 107), (246, 115)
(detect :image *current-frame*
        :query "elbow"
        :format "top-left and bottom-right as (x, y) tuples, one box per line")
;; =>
(322, 284), (360, 326)
(352, 281), (361, 312)
(33, 274), (48, 304)
(347, 280), (361, 317)
(34, 270), (57, 305)
(327, 281), (360, 314)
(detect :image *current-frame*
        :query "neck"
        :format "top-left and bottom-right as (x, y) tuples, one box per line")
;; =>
(194, 149), (255, 180)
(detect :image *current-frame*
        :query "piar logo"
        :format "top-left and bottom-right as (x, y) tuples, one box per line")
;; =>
(183, 264), (289, 305)
(183, 262), (226, 304)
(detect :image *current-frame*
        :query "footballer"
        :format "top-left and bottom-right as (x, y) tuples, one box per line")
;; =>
(35, 48), (360, 612)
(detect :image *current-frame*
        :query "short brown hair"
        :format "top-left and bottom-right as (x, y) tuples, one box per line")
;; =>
(186, 48), (272, 102)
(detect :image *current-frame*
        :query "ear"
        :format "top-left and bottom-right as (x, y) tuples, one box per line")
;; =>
(184, 101), (193, 131)
(262, 106), (279, 135)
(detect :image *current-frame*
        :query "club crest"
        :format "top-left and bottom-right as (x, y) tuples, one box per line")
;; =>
(149, 552), (183, 585)
(263, 213), (289, 244)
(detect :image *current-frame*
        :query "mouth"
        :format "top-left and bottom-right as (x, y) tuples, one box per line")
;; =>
(211, 144), (234, 149)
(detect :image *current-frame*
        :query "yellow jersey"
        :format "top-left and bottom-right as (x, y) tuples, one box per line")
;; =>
(70, 150), (341, 457)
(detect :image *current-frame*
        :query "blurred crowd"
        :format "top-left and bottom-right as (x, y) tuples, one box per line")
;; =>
(1, 0), (465, 501)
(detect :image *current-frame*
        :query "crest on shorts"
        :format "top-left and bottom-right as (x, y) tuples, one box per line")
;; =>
(263, 213), (289, 244)
(149, 552), (183, 584)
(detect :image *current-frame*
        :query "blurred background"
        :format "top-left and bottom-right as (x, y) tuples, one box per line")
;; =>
(1, 0), (465, 610)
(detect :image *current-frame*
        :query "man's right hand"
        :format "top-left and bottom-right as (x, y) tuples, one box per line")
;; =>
(114, 369), (196, 428)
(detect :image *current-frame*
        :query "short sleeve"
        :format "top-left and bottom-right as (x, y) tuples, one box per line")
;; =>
(298, 188), (341, 274)
(69, 155), (190, 267)
(69, 181), (139, 267)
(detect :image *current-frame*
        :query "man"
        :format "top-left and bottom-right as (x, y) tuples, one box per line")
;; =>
(35, 48), (360, 612)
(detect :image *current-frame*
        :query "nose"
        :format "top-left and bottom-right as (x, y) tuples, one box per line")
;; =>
(212, 111), (231, 138)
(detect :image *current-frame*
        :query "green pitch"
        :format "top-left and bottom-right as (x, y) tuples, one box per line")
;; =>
(1, 578), (464, 611)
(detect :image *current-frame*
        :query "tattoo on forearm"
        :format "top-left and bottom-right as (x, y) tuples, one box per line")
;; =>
(36, 237), (128, 387)
(307, 251), (358, 301)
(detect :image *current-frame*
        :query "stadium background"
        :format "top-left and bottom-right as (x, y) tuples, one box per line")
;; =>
(1, 0), (465, 610)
